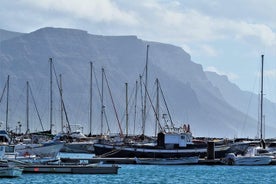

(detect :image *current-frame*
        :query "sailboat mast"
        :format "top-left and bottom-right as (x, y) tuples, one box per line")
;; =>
(49, 58), (53, 133)
(26, 81), (29, 133)
(60, 74), (64, 133)
(125, 83), (129, 136)
(260, 54), (264, 140)
(142, 45), (149, 135)
(155, 78), (160, 137)
(101, 68), (104, 135)
(133, 80), (138, 135)
(5, 75), (9, 131)
(89, 62), (93, 136)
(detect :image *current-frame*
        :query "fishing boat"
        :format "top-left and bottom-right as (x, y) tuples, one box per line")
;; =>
(134, 156), (198, 165)
(94, 54), (230, 159)
(94, 124), (230, 159)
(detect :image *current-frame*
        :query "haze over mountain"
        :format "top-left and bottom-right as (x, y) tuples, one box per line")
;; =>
(0, 27), (275, 138)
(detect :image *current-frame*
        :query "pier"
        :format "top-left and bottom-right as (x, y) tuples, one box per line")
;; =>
(60, 157), (226, 165)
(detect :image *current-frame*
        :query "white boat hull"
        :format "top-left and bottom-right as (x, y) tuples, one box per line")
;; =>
(223, 153), (273, 166)
(0, 167), (23, 177)
(15, 142), (64, 157)
(234, 156), (273, 165)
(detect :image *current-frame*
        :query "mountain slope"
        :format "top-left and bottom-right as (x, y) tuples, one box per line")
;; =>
(0, 29), (24, 41)
(0, 27), (270, 138)
(206, 71), (276, 138)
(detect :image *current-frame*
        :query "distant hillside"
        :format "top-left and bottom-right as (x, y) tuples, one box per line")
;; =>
(0, 29), (24, 41)
(205, 71), (276, 138)
(1, 27), (274, 138)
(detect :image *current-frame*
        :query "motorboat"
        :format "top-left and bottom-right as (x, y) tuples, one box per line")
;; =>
(222, 146), (273, 165)
(0, 165), (23, 178)
(0, 146), (23, 178)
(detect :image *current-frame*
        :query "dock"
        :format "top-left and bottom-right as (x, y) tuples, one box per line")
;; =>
(23, 163), (120, 174)
(60, 157), (225, 165)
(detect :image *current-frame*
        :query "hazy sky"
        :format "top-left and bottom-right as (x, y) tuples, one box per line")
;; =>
(1, 0), (276, 100)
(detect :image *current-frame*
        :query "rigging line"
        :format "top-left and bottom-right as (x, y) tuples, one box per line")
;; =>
(119, 81), (138, 126)
(92, 65), (103, 105)
(92, 65), (105, 134)
(29, 84), (44, 131)
(93, 65), (113, 134)
(0, 80), (7, 104)
(158, 81), (174, 128)
(52, 63), (71, 133)
(139, 75), (144, 135)
(103, 109), (111, 134)
(103, 70), (123, 136)
(143, 81), (163, 133)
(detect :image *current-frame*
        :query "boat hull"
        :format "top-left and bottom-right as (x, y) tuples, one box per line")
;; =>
(15, 141), (64, 157)
(60, 142), (94, 153)
(234, 156), (273, 165)
(94, 143), (230, 158)
(222, 153), (273, 165)
(135, 157), (199, 165)
(0, 167), (23, 178)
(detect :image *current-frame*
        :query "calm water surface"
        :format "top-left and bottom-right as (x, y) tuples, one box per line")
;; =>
(1, 154), (276, 183)
(1, 165), (276, 184)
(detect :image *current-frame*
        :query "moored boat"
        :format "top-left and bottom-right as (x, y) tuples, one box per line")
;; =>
(0, 166), (23, 178)
(222, 146), (274, 166)
(94, 125), (230, 159)
(135, 156), (199, 165)
(0, 146), (23, 178)
(14, 140), (64, 158)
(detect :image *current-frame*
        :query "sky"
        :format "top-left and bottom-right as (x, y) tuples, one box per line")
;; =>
(1, 0), (276, 101)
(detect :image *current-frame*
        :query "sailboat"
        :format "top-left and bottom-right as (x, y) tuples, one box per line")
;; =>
(14, 78), (64, 158)
(94, 45), (231, 159)
(222, 55), (275, 165)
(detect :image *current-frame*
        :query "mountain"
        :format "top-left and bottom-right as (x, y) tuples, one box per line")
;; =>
(206, 71), (276, 138)
(0, 29), (24, 41)
(0, 27), (274, 138)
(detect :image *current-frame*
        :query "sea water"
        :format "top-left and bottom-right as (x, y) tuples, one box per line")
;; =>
(1, 153), (276, 184)
(1, 165), (276, 184)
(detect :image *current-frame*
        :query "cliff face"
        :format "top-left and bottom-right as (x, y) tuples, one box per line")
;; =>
(1, 27), (270, 138)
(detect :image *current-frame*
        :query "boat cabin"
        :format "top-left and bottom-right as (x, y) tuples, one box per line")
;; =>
(157, 131), (193, 149)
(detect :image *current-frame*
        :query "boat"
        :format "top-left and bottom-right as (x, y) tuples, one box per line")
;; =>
(94, 125), (230, 159)
(55, 132), (96, 153)
(222, 146), (273, 165)
(14, 140), (64, 158)
(0, 165), (23, 178)
(94, 45), (232, 159)
(134, 156), (198, 165)
(23, 163), (120, 174)
(0, 146), (23, 178)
